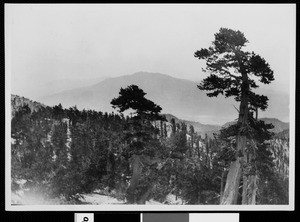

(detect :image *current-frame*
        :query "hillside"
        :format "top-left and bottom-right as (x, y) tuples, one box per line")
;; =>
(10, 94), (221, 137)
(39, 72), (289, 125)
(222, 118), (289, 134)
(11, 94), (289, 138)
(39, 72), (234, 125)
(163, 114), (289, 137)
(260, 118), (290, 134)
(275, 129), (289, 140)
(164, 113), (221, 138)
(11, 94), (290, 205)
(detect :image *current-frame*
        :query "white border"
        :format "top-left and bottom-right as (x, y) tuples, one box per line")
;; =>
(5, 3), (296, 211)
(190, 213), (239, 222)
(6, 204), (294, 211)
(288, 2), (296, 211)
(5, 3), (13, 211)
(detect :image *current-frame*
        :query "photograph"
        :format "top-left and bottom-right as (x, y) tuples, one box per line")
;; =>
(5, 4), (295, 211)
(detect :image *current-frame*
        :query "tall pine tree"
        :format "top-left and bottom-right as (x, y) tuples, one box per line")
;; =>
(194, 28), (274, 204)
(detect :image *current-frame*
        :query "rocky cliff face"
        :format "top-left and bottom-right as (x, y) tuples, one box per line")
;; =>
(271, 129), (289, 177)
(11, 94), (46, 118)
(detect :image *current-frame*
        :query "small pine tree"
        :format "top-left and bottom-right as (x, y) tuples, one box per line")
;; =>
(111, 85), (165, 204)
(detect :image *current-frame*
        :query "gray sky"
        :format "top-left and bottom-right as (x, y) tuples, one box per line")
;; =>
(6, 4), (295, 95)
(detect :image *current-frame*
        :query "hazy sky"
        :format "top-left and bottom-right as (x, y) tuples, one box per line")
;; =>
(6, 4), (295, 95)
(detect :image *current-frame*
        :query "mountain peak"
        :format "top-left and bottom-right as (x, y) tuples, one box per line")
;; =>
(101, 71), (175, 84)
(39, 72), (289, 125)
(130, 71), (175, 79)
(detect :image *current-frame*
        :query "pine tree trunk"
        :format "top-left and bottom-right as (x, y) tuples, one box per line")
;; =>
(242, 175), (249, 204)
(126, 154), (143, 204)
(241, 152), (258, 205)
(250, 175), (258, 204)
(248, 109), (258, 205)
(220, 169), (226, 202)
(137, 183), (154, 204)
(220, 119), (248, 204)
(221, 67), (249, 204)
(220, 159), (242, 204)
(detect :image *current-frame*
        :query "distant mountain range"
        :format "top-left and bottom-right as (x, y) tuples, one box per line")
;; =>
(14, 77), (108, 102)
(38, 72), (289, 125)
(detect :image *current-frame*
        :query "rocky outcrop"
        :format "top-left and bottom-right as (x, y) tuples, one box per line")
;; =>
(11, 94), (46, 118)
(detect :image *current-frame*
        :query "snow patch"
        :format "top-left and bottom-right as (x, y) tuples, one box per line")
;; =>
(80, 193), (125, 205)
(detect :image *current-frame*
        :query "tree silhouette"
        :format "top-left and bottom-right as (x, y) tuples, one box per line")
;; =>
(111, 84), (164, 120)
(111, 84), (165, 204)
(194, 28), (274, 204)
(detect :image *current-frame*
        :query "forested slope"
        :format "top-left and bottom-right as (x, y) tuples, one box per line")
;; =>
(10, 94), (289, 205)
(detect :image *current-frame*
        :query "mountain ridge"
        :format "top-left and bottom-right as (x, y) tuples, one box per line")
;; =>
(38, 71), (289, 125)
(221, 117), (289, 134)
